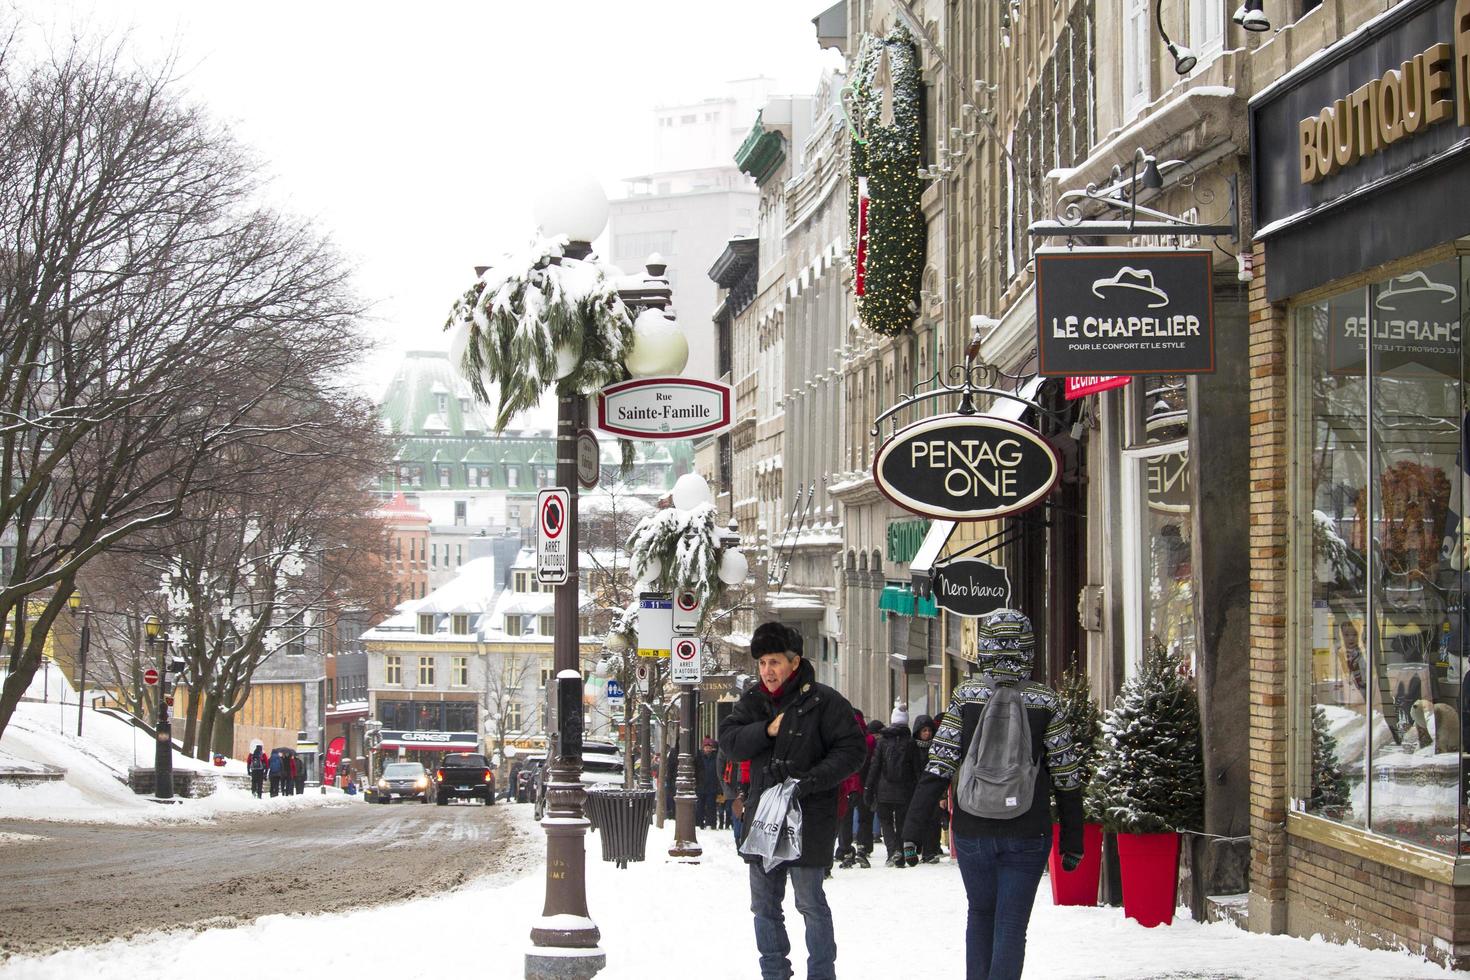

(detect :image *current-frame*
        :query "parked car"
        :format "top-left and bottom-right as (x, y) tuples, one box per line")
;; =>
(515, 758), (545, 803)
(434, 753), (495, 805)
(374, 761), (431, 803)
(533, 741), (625, 820)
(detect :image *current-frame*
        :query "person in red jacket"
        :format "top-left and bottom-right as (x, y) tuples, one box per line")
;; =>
(834, 709), (876, 868)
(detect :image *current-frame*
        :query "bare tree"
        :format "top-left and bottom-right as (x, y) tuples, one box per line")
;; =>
(483, 652), (537, 767)
(0, 35), (368, 736)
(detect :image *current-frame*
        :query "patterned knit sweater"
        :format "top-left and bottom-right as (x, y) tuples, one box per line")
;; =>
(902, 647), (1085, 854)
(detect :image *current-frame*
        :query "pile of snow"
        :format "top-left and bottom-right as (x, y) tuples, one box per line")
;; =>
(1, 667), (346, 826)
(1, 808), (1460, 979)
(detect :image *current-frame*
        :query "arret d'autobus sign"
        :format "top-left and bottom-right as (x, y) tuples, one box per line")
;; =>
(595, 377), (733, 440)
(873, 415), (1059, 521)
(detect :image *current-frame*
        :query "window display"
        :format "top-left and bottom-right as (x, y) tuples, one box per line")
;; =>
(1295, 259), (1466, 854)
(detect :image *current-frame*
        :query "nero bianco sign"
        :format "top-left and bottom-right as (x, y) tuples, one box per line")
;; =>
(874, 414), (1059, 521)
(536, 488), (570, 585)
(595, 377), (733, 440)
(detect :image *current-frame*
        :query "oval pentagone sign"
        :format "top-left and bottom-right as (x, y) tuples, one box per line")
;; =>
(873, 414), (1059, 520)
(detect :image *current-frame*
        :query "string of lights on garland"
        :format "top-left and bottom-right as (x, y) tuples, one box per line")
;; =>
(847, 26), (924, 338)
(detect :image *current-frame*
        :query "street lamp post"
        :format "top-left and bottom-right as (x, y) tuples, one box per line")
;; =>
(66, 593), (91, 738)
(144, 615), (175, 802)
(669, 685), (700, 858)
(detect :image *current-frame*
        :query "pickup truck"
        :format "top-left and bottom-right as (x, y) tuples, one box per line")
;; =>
(434, 752), (496, 805)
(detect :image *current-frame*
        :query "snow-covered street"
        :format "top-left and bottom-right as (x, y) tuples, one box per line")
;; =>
(1, 805), (1460, 979)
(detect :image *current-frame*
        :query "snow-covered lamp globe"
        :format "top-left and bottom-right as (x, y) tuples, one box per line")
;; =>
(625, 308), (689, 378)
(532, 173), (610, 247)
(605, 630), (630, 654)
(718, 548), (749, 586)
(671, 473), (713, 511)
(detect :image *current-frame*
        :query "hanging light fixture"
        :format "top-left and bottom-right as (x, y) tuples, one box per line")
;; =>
(1235, 0), (1271, 32)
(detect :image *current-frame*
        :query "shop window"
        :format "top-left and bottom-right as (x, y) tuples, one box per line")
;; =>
(446, 703), (476, 731)
(1122, 377), (1196, 677)
(1292, 259), (1465, 854)
(415, 703), (438, 730)
(385, 656), (402, 686)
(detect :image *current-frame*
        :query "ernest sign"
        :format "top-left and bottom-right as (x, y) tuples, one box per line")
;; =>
(596, 377), (733, 440)
(932, 559), (1011, 619)
(873, 414), (1059, 521)
(1035, 249), (1214, 376)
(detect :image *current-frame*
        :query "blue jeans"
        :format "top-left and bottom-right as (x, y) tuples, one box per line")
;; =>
(953, 834), (1050, 980)
(748, 863), (836, 980)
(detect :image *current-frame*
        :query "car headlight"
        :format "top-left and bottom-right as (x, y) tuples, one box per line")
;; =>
(377, 779), (388, 788)
(415, 777), (428, 789)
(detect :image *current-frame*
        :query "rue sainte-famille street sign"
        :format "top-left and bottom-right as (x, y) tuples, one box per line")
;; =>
(1035, 249), (1215, 376)
(932, 558), (1012, 619)
(595, 377), (733, 440)
(873, 414), (1059, 521)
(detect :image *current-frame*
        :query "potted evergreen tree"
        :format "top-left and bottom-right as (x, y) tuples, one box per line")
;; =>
(1050, 666), (1103, 905)
(1088, 639), (1204, 927)
(1310, 705), (1352, 820)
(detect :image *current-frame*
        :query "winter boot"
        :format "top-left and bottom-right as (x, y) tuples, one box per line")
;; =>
(854, 846), (871, 869)
(838, 853), (856, 869)
(885, 852), (903, 868)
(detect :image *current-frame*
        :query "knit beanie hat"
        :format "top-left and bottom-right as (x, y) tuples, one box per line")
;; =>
(890, 703), (909, 727)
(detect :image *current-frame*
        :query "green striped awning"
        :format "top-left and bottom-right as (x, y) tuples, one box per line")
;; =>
(878, 584), (938, 619)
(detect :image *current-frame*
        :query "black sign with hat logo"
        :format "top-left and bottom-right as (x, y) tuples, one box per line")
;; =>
(1036, 249), (1215, 376)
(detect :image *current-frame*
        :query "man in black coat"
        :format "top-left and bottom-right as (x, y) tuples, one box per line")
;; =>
(718, 622), (865, 980)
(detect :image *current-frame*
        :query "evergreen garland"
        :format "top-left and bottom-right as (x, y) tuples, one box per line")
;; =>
(848, 27), (924, 338)
(626, 503), (726, 616)
(445, 236), (633, 432)
(1088, 639), (1205, 835)
(1055, 666), (1103, 823)
(1309, 705), (1352, 819)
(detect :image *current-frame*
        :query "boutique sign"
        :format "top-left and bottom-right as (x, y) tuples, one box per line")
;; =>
(873, 414), (1059, 521)
(931, 558), (1012, 618)
(1035, 249), (1215, 376)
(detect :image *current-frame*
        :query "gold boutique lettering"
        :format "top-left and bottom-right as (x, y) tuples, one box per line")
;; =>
(1299, 39), (1461, 184)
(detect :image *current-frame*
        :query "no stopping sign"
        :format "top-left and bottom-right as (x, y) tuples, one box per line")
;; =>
(671, 636), (701, 684)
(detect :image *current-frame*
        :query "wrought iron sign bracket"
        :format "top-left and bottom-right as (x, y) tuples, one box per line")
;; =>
(868, 334), (1067, 439)
(1027, 148), (1239, 244)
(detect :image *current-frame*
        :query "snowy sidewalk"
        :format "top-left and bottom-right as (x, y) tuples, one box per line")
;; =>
(1, 804), (1463, 978)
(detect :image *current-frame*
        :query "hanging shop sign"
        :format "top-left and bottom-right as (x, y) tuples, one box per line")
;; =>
(1034, 249), (1215, 376)
(576, 429), (600, 489)
(636, 593), (673, 658)
(377, 730), (480, 751)
(1325, 262), (1461, 378)
(1064, 375), (1130, 400)
(595, 377), (733, 440)
(931, 558), (1012, 619)
(536, 488), (570, 585)
(873, 414), (1059, 521)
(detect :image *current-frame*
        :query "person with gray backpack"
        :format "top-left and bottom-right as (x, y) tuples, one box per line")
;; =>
(901, 608), (1084, 980)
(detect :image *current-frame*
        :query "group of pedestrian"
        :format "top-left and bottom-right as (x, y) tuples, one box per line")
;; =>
(718, 610), (1084, 980)
(246, 744), (304, 798)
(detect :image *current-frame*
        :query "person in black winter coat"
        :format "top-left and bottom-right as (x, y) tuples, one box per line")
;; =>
(902, 609), (1084, 980)
(718, 622), (866, 980)
(247, 745), (267, 798)
(695, 738), (721, 828)
(866, 704), (919, 865)
(911, 714), (944, 862)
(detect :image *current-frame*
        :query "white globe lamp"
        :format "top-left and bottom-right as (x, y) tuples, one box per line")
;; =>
(532, 174), (610, 246)
(637, 555), (663, 586)
(554, 343), (579, 380)
(718, 548), (749, 586)
(605, 630), (630, 654)
(448, 320), (471, 376)
(625, 308), (689, 378)
(671, 473), (714, 511)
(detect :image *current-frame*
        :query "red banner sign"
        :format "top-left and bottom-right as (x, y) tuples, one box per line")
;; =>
(322, 735), (346, 787)
(854, 176), (870, 297)
(1064, 376), (1131, 400)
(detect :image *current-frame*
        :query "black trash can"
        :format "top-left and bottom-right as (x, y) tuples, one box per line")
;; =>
(584, 786), (656, 869)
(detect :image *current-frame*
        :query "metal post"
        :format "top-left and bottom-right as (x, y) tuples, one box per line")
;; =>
(526, 387), (603, 980)
(638, 700), (652, 790)
(669, 686), (701, 859)
(153, 634), (174, 801)
(76, 610), (90, 737)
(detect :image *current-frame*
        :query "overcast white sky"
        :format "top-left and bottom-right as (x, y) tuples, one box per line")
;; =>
(9, 1), (839, 395)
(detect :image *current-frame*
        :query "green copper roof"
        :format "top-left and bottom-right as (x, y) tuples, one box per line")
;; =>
(734, 112), (786, 185)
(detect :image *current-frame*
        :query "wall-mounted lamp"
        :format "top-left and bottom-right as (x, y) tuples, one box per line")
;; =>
(1156, 0), (1198, 75)
(1233, 0), (1270, 32)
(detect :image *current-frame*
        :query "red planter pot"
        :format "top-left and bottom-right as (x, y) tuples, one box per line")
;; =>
(1116, 831), (1181, 927)
(1049, 822), (1103, 906)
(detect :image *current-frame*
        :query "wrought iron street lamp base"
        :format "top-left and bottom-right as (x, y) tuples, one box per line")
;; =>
(524, 948), (606, 980)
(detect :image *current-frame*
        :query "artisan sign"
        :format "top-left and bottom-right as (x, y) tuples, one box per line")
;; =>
(1036, 249), (1215, 376)
(931, 559), (1012, 619)
(873, 414), (1059, 521)
(595, 377), (733, 440)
